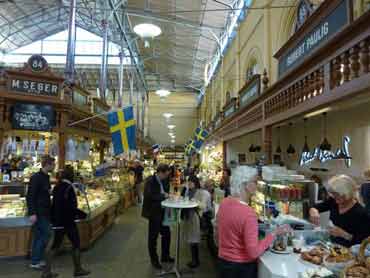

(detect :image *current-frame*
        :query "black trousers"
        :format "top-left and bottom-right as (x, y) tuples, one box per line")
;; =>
(148, 216), (171, 262)
(52, 222), (81, 250)
(218, 258), (257, 278)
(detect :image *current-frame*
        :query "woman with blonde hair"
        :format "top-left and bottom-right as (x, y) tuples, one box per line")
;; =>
(217, 173), (290, 278)
(309, 174), (370, 247)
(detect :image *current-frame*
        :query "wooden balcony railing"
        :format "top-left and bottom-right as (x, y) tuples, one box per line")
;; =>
(208, 6), (370, 142)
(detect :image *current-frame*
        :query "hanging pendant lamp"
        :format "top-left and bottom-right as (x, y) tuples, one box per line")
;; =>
(287, 123), (296, 154)
(302, 118), (310, 153)
(249, 144), (256, 153)
(319, 112), (332, 151)
(276, 127), (282, 153)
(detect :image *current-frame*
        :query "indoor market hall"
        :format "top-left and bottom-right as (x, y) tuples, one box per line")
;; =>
(1, 1), (370, 278)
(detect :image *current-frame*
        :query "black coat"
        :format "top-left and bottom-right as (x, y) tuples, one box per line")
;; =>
(51, 181), (85, 227)
(26, 170), (52, 217)
(142, 175), (167, 220)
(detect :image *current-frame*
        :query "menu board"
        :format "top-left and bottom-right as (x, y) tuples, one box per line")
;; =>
(12, 103), (56, 131)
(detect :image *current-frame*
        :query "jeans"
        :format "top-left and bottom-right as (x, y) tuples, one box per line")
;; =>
(31, 216), (52, 264)
(148, 216), (171, 262)
(218, 258), (257, 278)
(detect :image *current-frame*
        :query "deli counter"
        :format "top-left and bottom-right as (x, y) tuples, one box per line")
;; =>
(0, 172), (132, 257)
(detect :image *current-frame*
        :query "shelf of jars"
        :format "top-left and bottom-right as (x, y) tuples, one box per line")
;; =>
(251, 178), (317, 222)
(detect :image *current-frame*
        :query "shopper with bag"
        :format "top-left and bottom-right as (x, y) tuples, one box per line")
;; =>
(41, 165), (90, 278)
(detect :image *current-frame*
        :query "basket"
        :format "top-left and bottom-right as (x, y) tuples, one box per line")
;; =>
(341, 237), (370, 278)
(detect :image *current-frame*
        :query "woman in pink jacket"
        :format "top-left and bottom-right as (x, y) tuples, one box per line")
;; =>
(217, 174), (290, 278)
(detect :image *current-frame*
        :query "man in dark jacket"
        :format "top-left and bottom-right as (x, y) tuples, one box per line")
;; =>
(26, 155), (55, 269)
(142, 164), (173, 269)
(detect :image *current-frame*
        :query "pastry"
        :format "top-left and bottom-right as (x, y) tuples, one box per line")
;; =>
(326, 246), (353, 263)
(301, 247), (328, 265)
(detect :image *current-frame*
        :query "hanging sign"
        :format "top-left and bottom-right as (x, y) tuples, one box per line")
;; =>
(224, 100), (236, 118)
(276, 0), (350, 77)
(27, 55), (48, 73)
(12, 103), (56, 131)
(299, 136), (351, 167)
(9, 79), (59, 96)
(239, 75), (260, 107)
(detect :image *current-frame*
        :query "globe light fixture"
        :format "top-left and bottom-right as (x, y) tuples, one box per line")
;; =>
(163, 113), (173, 119)
(133, 23), (162, 48)
(168, 132), (174, 136)
(155, 89), (171, 98)
(168, 125), (176, 129)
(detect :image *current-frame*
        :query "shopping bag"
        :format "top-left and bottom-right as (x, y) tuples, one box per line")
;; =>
(162, 208), (177, 227)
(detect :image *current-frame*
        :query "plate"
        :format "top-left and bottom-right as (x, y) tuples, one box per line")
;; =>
(270, 247), (292, 254)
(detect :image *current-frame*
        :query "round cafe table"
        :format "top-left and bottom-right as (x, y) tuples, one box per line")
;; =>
(160, 199), (198, 278)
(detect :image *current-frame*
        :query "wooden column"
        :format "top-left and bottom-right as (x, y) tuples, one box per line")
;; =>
(222, 141), (227, 168)
(262, 125), (272, 165)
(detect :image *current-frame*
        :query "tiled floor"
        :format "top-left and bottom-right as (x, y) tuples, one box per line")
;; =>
(0, 207), (218, 278)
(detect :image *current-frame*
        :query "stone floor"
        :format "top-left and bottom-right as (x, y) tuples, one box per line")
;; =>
(0, 207), (218, 278)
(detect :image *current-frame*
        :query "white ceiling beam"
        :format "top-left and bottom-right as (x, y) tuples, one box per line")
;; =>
(126, 10), (224, 31)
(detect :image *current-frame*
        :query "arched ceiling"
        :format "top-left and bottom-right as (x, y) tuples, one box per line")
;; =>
(0, 0), (241, 93)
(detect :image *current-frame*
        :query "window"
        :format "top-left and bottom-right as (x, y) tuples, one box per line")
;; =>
(246, 60), (258, 81)
(225, 92), (231, 104)
(3, 27), (132, 66)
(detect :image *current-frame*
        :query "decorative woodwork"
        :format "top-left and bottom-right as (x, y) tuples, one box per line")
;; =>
(359, 39), (370, 73)
(262, 69), (269, 91)
(350, 45), (360, 78)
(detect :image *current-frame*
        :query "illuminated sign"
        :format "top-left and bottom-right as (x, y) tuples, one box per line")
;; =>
(299, 136), (351, 167)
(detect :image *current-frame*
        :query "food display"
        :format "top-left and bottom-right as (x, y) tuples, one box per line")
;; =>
(342, 237), (370, 278)
(326, 246), (353, 263)
(301, 247), (328, 265)
(0, 195), (26, 218)
(300, 267), (334, 278)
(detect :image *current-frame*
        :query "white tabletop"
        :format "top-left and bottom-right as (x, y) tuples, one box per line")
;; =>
(258, 250), (319, 278)
(161, 199), (199, 209)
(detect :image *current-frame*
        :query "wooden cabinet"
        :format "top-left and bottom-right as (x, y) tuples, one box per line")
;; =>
(0, 227), (31, 257)
(0, 198), (119, 257)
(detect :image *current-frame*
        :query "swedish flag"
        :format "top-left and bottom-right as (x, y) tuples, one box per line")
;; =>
(185, 139), (196, 156)
(108, 106), (136, 156)
(194, 127), (209, 149)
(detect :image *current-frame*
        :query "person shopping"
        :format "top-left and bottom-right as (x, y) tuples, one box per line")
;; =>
(217, 174), (290, 278)
(42, 165), (90, 278)
(219, 168), (231, 197)
(133, 160), (144, 204)
(181, 175), (207, 269)
(309, 174), (370, 247)
(142, 164), (174, 270)
(27, 155), (56, 270)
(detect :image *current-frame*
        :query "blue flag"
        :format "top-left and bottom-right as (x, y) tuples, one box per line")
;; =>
(193, 127), (209, 149)
(185, 139), (196, 156)
(107, 106), (136, 156)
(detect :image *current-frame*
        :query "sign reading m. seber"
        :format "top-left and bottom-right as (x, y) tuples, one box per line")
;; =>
(10, 79), (59, 96)
(278, 0), (349, 76)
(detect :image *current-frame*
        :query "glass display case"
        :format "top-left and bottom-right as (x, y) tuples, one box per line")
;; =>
(251, 178), (318, 221)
